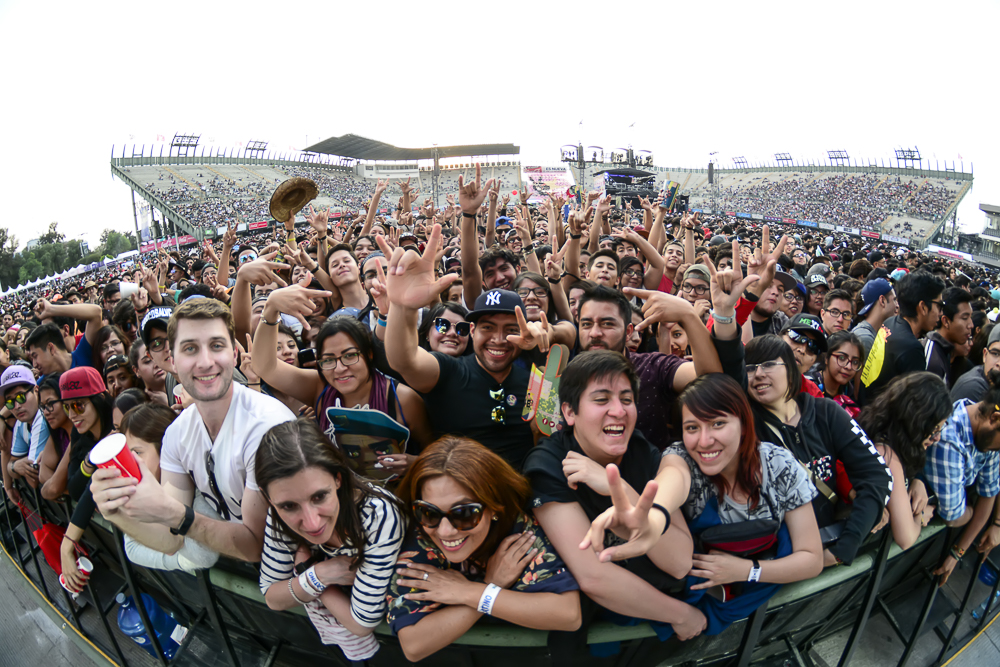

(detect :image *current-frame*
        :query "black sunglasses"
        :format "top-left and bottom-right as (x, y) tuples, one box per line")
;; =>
(787, 330), (822, 355)
(434, 318), (470, 337)
(205, 450), (232, 521)
(412, 500), (485, 531)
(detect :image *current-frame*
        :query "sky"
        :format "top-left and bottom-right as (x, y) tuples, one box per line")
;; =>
(1, 0), (996, 253)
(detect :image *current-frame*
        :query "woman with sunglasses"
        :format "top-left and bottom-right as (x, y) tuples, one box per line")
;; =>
(92, 325), (130, 370)
(745, 335), (892, 567)
(807, 331), (863, 417)
(858, 372), (953, 550)
(254, 295), (431, 477)
(256, 418), (404, 663)
(418, 302), (472, 357)
(387, 436), (581, 662)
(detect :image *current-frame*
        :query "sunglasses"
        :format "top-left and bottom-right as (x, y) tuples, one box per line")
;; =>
(4, 392), (28, 410)
(238, 253), (258, 264)
(787, 330), (822, 355)
(62, 398), (91, 415)
(148, 337), (168, 353)
(434, 318), (470, 337)
(412, 500), (485, 531)
(206, 450), (232, 521)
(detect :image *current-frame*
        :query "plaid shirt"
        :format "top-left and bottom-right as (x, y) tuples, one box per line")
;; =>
(924, 399), (1000, 522)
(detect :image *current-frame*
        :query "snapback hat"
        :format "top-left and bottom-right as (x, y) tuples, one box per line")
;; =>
(140, 305), (174, 346)
(857, 278), (893, 316)
(772, 270), (798, 293)
(59, 366), (106, 400)
(782, 313), (828, 352)
(467, 289), (524, 323)
(0, 365), (36, 394)
(806, 274), (828, 290)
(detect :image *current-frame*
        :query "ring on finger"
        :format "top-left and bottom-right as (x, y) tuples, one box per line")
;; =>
(422, 572), (428, 581)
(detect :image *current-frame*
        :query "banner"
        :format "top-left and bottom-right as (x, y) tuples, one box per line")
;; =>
(736, 212), (752, 219)
(797, 220), (818, 228)
(818, 222), (835, 230)
(751, 214), (764, 221)
(883, 234), (910, 245)
(849, 228), (860, 236)
(861, 230), (880, 239)
(521, 165), (577, 202)
(764, 216), (781, 222)
(237, 222), (248, 232)
(216, 226), (227, 237)
(140, 235), (197, 253)
(835, 225), (846, 232)
(248, 221), (269, 230)
(927, 245), (973, 262)
(782, 218), (796, 224)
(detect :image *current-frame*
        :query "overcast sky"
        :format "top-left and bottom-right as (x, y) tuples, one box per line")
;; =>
(1, 0), (995, 251)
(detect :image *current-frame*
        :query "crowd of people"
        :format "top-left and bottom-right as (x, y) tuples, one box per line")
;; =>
(689, 173), (963, 237)
(5, 169), (1000, 663)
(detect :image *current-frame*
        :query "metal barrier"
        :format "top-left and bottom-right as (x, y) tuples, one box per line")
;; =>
(2, 481), (999, 667)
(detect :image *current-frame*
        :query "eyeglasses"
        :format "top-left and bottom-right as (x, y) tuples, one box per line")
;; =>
(680, 283), (709, 297)
(747, 360), (786, 375)
(926, 423), (945, 442)
(148, 337), (168, 353)
(412, 500), (485, 531)
(39, 399), (62, 414)
(928, 300), (945, 311)
(433, 318), (470, 337)
(623, 268), (644, 279)
(62, 399), (91, 416)
(986, 347), (1000, 359)
(490, 387), (506, 423)
(516, 287), (547, 299)
(829, 352), (862, 371)
(205, 450), (232, 521)
(787, 330), (822, 355)
(824, 308), (851, 321)
(238, 253), (258, 264)
(809, 287), (828, 295)
(783, 291), (804, 302)
(4, 392), (28, 410)
(317, 350), (362, 370)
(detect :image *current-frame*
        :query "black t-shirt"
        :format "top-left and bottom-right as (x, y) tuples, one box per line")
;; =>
(420, 352), (533, 470)
(523, 429), (681, 593)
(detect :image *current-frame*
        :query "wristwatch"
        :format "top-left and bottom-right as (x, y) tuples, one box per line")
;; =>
(710, 310), (735, 325)
(170, 504), (196, 536)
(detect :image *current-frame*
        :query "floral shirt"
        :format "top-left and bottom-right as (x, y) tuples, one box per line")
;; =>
(385, 512), (578, 634)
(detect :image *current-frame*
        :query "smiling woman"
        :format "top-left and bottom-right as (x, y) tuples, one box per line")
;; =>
(387, 436), (581, 663)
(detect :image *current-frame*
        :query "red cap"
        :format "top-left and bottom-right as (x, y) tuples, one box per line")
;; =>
(59, 366), (106, 400)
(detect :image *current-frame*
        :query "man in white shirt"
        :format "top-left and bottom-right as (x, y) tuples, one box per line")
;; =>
(91, 298), (294, 562)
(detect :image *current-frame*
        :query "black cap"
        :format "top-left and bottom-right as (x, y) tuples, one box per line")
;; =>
(467, 289), (524, 322)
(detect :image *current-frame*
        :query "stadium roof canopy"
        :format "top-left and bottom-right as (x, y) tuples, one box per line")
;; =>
(303, 134), (520, 161)
(981, 204), (1000, 215)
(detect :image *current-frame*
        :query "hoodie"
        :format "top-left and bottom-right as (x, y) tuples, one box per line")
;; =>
(923, 331), (973, 389)
(751, 393), (892, 565)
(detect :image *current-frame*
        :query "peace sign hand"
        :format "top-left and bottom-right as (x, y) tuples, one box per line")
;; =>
(579, 464), (662, 562)
(237, 334), (259, 384)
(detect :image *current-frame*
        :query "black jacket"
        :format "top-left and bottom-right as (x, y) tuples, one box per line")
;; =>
(751, 393), (892, 565)
(923, 331), (973, 389)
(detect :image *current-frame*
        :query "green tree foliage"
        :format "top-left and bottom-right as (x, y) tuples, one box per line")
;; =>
(6, 224), (138, 287)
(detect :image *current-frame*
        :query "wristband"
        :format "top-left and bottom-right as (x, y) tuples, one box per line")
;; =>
(461, 212), (477, 219)
(477, 583), (501, 615)
(747, 559), (762, 583)
(288, 578), (311, 605)
(650, 503), (671, 535)
(300, 566), (327, 597)
(546, 276), (562, 285)
(169, 505), (195, 536)
(261, 315), (279, 327)
(950, 544), (966, 561)
(569, 233), (583, 240)
(377, 316), (387, 327)
(710, 310), (735, 325)
(742, 289), (760, 303)
(80, 461), (93, 478)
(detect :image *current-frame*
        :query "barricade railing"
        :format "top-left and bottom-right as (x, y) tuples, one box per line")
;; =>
(1, 479), (998, 667)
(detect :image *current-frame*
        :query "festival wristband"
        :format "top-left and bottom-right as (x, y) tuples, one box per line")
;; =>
(477, 583), (501, 615)
(748, 559), (762, 583)
(299, 566), (326, 597)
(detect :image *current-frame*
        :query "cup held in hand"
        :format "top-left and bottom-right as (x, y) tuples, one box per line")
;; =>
(89, 433), (142, 481)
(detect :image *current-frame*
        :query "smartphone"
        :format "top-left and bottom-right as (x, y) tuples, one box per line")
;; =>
(298, 348), (317, 366)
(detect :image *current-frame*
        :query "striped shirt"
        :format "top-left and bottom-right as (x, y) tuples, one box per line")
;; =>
(259, 490), (404, 631)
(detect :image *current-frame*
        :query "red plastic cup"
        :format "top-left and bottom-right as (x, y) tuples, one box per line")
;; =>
(60, 558), (92, 597)
(173, 385), (185, 406)
(89, 433), (142, 481)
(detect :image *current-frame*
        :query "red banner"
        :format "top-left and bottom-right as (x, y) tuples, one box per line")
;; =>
(782, 218), (797, 224)
(248, 221), (269, 230)
(140, 235), (197, 253)
(861, 230), (881, 239)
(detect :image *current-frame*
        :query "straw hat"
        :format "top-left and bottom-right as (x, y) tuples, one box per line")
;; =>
(269, 178), (318, 222)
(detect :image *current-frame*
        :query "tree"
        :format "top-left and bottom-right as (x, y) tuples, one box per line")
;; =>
(100, 230), (134, 258)
(19, 258), (43, 284)
(39, 222), (65, 246)
(0, 228), (19, 289)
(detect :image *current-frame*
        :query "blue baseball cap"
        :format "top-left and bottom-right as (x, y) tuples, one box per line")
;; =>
(858, 278), (893, 316)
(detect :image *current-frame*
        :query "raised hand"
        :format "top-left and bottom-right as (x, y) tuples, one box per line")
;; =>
(306, 205), (329, 235)
(595, 195), (612, 215)
(623, 288), (696, 330)
(263, 284), (332, 330)
(458, 164), (494, 215)
(488, 179), (500, 204)
(237, 251), (289, 287)
(704, 245), (759, 314)
(396, 176), (414, 196)
(579, 464), (661, 563)
(638, 196), (653, 211)
(376, 224), (459, 310)
(502, 193), (511, 207)
(237, 334), (259, 385)
(506, 307), (551, 353)
(369, 258), (390, 315)
(519, 187), (531, 205)
(375, 179), (389, 197)
(130, 286), (150, 313)
(222, 221), (237, 247)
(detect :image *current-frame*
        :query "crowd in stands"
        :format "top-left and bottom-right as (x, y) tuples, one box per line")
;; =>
(5, 172), (1000, 664)
(689, 173), (964, 238)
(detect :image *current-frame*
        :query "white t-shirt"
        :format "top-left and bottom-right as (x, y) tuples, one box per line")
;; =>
(160, 383), (295, 523)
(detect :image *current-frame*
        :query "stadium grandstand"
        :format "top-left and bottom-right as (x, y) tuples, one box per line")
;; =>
(562, 144), (972, 250)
